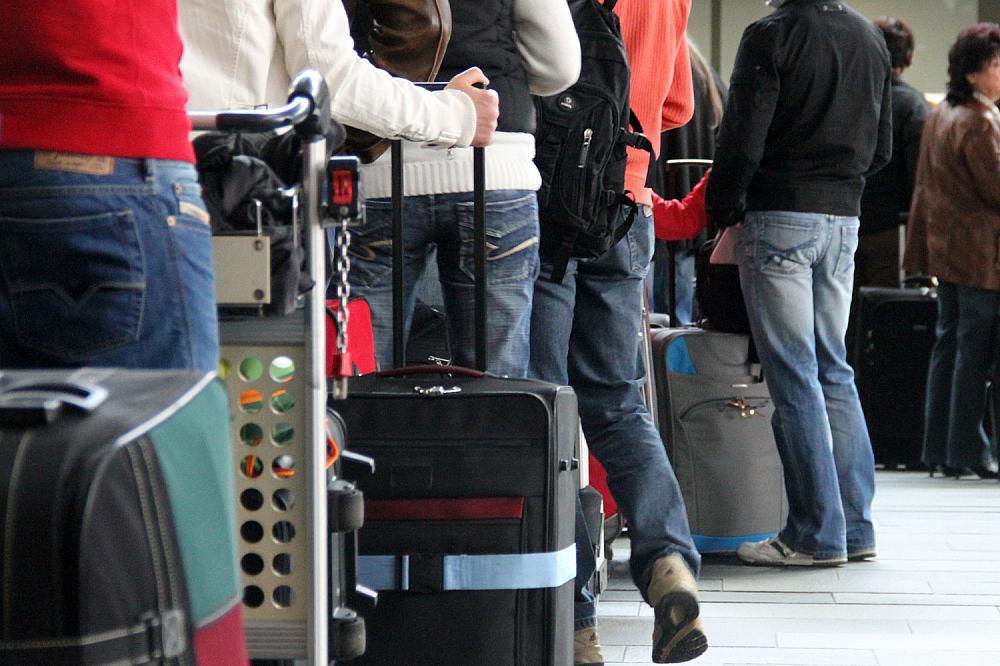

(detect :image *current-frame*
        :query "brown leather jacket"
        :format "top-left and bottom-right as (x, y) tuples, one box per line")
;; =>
(903, 99), (1000, 291)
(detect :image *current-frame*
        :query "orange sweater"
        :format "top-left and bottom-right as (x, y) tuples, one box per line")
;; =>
(615, 0), (694, 206)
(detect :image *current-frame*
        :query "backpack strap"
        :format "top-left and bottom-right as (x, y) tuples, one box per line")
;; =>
(611, 195), (639, 246)
(626, 111), (654, 152)
(626, 110), (656, 187)
(548, 235), (578, 285)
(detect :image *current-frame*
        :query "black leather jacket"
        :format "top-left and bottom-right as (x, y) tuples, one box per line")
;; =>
(706, 0), (893, 224)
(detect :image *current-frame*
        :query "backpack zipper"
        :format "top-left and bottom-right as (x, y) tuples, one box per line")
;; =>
(577, 128), (593, 168)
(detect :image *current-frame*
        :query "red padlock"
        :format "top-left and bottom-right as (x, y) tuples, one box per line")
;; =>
(330, 350), (354, 379)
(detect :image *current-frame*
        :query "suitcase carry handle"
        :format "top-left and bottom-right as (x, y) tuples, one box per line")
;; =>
(0, 381), (109, 426)
(375, 365), (485, 379)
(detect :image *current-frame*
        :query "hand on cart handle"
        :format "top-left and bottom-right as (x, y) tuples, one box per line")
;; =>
(446, 67), (499, 147)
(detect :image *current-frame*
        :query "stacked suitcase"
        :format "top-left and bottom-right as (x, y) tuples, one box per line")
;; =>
(0, 369), (246, 665)
(337, 135), (578, 665)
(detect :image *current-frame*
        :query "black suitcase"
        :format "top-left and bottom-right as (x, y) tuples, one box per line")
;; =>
(853, 286), (937, 469)
(334, 136), (577, 665)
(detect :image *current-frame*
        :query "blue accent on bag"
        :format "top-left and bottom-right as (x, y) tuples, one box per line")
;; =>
(359, 544), (577, 592)
(667, 337), (696, 375)
(693, 532), (779, 554)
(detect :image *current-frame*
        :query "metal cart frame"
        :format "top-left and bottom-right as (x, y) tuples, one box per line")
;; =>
(189, 70), (336, 664)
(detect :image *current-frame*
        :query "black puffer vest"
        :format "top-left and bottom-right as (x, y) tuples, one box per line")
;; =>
(436, 0), (534, 134)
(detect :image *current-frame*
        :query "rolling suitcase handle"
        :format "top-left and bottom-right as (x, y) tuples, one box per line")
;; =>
(391, 82), (488, 371)
(376, 365), (485, 379)
(661, 159), (713, 324)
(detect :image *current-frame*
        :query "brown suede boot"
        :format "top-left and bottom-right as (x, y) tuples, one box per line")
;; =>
(574, 626), (605, 666)
(646, 554), (708, 663)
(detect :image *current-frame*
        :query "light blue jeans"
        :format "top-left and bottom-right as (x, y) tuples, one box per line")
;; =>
(736, 211), (875, 559)
(530, 208), (699, 629)
(345, 190), (540, 377)
(0, 151), (219, 372)
(652, 247), (697, 324)
(922, 280), (1000, 468)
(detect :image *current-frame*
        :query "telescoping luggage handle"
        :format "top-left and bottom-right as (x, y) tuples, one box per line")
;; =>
(662, 159), (713, 324)
(391, 82), (488, 372)
(190, 71), (338, 666)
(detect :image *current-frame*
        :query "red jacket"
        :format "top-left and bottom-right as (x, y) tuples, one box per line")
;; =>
(0, 0), (194, 162)
(652, 170), (709, 241)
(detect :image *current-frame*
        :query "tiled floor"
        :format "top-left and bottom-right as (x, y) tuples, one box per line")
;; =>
(597, 471), (1000, 665)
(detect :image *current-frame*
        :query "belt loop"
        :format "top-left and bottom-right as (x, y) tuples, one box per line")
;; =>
(143, 158), (156, 183)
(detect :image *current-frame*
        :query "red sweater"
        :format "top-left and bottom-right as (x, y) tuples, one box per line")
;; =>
(615, 0), (694, 206)
(652, 170), (709, 241)
(0, 1), (194, 162)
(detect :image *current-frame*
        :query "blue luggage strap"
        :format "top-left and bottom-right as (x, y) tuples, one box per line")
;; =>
(359, 544), (576, 593)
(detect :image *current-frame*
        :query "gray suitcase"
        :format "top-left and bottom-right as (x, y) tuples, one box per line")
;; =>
(650, 325), (788, 553)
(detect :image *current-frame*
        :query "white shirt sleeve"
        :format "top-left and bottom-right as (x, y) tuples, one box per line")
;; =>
(513, 0), (581, 97)
(274, 0), (478, 146)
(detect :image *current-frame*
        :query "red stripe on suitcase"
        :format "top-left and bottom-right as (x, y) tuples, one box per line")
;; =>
(194, 603), (248, 666)
(366, 497), (524, 521)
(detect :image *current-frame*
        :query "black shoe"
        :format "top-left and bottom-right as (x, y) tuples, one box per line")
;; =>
(942, 464), (998, 479)
(971, 463), (999, 479)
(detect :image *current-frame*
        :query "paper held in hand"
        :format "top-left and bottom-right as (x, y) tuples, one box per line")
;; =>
(709, 226), (740, 265)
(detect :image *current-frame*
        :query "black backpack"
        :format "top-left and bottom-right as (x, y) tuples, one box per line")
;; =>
(533, 0), (653, 283)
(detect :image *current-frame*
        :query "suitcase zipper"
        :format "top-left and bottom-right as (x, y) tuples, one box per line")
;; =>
(128, 444), (191, 664)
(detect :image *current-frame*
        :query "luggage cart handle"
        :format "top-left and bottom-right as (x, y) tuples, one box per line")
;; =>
(188, 70), (330, 137)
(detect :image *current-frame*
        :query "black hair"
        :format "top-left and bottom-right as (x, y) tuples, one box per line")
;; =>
(874, 16), (915, 70)
(946, 23), (1000, 106)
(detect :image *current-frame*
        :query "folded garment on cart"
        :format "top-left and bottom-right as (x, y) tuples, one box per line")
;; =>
(193, 128), (343, 315)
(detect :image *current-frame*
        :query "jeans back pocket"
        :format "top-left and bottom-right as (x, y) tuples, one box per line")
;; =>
(0, 210), (147, 361)
(457, 193), (540, 285)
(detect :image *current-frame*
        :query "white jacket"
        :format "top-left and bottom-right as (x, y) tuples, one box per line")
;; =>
(179, 0), (477, 147)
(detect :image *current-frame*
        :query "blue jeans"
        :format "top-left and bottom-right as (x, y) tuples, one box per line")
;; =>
(736, 211), (875, 559)
(530, 208), (699, 629)
(0, 151), (219, 372)
(346, 190), (539, 377)
(652, 248), (697, 324)
(923, 281), (1000, 468)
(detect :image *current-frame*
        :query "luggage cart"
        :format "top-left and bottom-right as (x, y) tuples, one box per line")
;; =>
(189, 70), (367, 665)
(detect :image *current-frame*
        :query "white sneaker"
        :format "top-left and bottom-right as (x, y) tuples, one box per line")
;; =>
(736, 537), (846, 567)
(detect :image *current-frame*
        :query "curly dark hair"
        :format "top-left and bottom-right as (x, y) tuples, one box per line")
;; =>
(874, 16), (915, 70)
(946, 23), (1000, 106)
